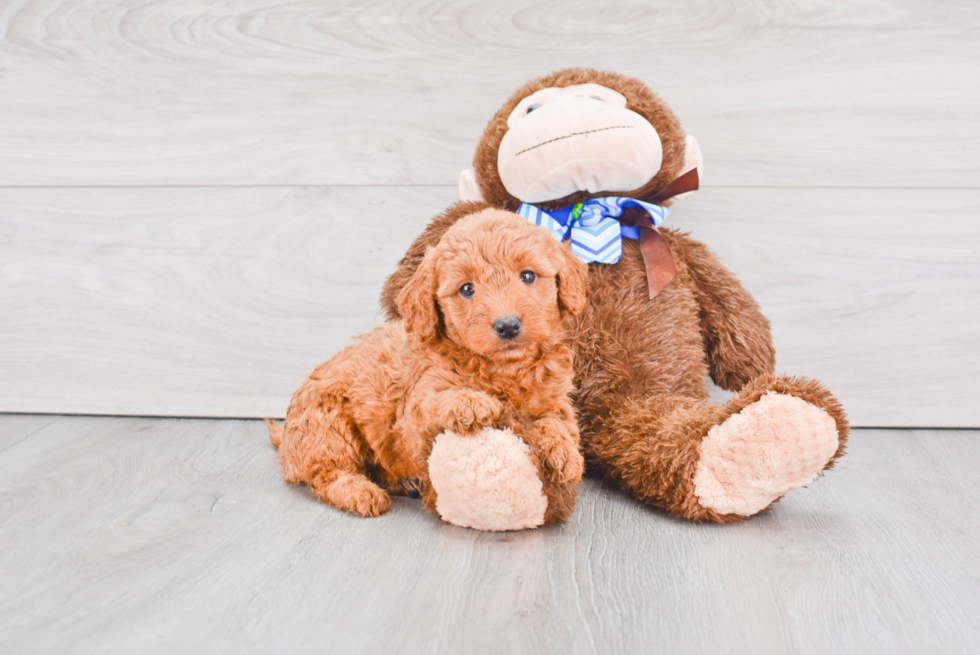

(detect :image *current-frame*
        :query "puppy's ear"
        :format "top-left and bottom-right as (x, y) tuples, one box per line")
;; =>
(395, 251), (440, 343)
(554, 243), (588, 317)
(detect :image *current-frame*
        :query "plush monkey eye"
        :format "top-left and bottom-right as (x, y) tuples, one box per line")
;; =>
(459, 283), (475, 298)
(526, 104), (541, 115)
(520, 271), (536, 284)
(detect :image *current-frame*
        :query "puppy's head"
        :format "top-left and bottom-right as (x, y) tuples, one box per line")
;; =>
(395, 208), (587, 359)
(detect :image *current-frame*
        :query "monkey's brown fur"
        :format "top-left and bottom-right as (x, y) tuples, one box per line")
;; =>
(270, 209), (588, 523)
(380, 69), (849, 523)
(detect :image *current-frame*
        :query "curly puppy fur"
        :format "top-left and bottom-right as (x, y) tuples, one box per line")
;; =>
(380, 68), (849, 523)
(270, 209), (588, 522)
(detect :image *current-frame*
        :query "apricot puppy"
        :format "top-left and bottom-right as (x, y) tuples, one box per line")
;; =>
(269, 208), (588, 520)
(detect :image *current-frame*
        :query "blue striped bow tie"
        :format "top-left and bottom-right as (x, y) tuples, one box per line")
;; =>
(517, 197), (669, 264)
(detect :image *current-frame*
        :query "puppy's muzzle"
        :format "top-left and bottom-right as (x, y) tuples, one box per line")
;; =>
(493, 316), (522, 340)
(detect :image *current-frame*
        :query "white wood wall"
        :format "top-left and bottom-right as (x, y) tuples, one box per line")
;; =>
(1, 1), (978, 427)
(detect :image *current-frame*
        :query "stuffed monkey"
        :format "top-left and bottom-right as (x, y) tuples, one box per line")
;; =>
(380, 69), (848, 527)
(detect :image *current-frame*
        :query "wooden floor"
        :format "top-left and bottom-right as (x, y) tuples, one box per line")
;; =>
(1, 414), (978, 654)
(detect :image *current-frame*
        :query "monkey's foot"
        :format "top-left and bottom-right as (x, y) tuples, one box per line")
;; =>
(427, 428), (548, 531)
(692, 391), (840, 516)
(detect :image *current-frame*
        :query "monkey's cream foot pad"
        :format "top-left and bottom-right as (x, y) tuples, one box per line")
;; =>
(692, 392), (840, 516)
(428, 428), (548, 531)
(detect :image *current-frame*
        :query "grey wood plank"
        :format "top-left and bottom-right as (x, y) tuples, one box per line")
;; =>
(0, 415), (977, 654)
(0, 0), (977, 188)
(0, 185), (452, 419)
(1, 186), (976, 426)
(688, 187), (980, 428)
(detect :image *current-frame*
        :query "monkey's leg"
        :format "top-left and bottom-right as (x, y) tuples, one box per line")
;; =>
(275, 386), (391, 518)
(587, 375), (849, 522)
(422, 428), (577, 531)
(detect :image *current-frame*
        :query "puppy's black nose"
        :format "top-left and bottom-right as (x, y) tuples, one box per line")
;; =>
(493, 316), (522, 340)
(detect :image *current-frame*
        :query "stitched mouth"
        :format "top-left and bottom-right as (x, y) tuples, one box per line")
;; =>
(516, 126), (633, 156)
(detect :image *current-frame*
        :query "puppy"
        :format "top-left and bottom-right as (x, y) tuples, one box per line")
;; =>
(268, 208), (588, 518)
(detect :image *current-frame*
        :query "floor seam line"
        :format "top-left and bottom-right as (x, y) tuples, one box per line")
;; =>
(0, 416), (62, 455)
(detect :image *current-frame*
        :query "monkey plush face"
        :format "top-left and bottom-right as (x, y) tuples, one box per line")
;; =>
(464, 69), (702, 211)
(498, 83), (664, 203)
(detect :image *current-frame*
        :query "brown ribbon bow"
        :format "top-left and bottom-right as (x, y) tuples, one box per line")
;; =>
(626, 168), (700, 298)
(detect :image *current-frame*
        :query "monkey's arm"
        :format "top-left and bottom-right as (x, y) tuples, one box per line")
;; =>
(380, 201), (490, 320)
(666, 230), (775, 391)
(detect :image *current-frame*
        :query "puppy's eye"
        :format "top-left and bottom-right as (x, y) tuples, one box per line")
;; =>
(520, 271), (536, 285)
(459, 283), (475, 298)
(526, 104), (541, 115)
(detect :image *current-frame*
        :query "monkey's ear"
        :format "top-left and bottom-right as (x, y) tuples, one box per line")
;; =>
(680, 134), (703, 180)
(669, 135), (704, 203)
(459, 169), (485, 202)
(555, 244), (589, 318)
(395, 252), (440, 343)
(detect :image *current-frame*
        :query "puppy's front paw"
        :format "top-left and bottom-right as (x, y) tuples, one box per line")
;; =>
(541, 440), (584, 483)
(442, 391), (503, 434)
(532, 418), (584, 483)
